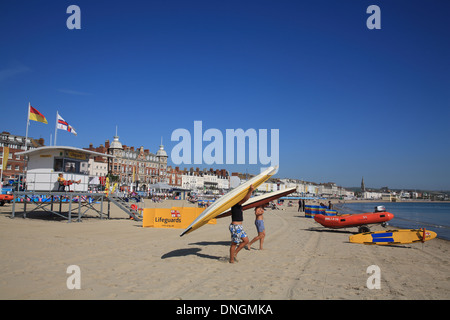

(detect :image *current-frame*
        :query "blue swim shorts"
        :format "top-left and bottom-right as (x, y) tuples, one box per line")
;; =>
(255, 220), (265, 233)
(229, 224), (248, 244)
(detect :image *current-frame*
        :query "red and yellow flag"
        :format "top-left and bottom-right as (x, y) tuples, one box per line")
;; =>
(29, 106), (48, 124)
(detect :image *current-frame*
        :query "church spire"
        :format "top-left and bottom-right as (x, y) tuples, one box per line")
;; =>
(361, 176), (366, 192)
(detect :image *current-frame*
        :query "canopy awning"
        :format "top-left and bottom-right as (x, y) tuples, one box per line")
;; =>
(148, 182), (172, 190)
(16, 146), (115, 158)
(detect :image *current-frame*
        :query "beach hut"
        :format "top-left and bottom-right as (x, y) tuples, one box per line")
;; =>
(17, 146), (114, 192)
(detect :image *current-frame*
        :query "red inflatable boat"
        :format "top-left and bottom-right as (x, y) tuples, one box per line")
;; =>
(0, 194), (14, 206)
(314, 206), (394, 232)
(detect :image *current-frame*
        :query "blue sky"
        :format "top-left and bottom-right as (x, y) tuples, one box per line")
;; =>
(1, 0), (449, 190)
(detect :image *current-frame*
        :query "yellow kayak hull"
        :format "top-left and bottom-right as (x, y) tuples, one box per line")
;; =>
(180, 166), (278, 236)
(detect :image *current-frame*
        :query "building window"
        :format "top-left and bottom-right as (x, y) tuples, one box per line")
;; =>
(65, 161), (77, 173)
(54, 158), (88, 174)
(54, 158), (63, 172)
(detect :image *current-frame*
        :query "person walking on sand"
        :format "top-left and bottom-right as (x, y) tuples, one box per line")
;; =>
(247, 205), (266, 250)
(229, 184), (254, 263)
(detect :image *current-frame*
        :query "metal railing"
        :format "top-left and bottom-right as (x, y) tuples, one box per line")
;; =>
(24, 172), (89, 192)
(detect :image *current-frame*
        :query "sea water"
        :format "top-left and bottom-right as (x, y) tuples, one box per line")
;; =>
(336, 202), (450, 241)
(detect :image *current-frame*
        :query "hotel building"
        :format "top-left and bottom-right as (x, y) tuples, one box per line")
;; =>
(0, 131), (45, 184)
(85, 134), (168, 191)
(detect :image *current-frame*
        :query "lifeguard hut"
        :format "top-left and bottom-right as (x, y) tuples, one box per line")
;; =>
(17, 146), (113, 192)
(10, 146), (146, 222)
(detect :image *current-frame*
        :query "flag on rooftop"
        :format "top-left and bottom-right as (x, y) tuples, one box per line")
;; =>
(29, 105), (48, 124)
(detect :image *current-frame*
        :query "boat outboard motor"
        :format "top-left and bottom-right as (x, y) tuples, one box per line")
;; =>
(374, 205), (386, 213)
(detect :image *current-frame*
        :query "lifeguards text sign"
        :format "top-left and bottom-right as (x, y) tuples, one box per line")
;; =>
(143, 207), (216, 229)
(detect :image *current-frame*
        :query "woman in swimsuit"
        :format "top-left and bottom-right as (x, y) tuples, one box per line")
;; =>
(247, 205), (265, 250)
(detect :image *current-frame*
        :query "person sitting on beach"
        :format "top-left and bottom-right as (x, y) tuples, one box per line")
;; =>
(57, 173), (81, 191)
(247, 205), (266, 250)
(229, 184), (254, 263)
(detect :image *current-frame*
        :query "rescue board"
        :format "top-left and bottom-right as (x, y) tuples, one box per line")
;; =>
(349, 228), (437, 245)
(180, 166), (278, 236)
(215, 187), (296, 219)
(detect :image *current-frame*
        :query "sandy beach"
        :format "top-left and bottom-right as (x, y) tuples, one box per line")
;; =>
(0, 199), (449, 300)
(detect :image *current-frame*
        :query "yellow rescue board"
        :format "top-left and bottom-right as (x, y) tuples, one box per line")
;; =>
(349, 228), (437, 245)
(180, 166), (278, 236)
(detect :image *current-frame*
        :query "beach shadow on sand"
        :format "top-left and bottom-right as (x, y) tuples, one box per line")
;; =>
(306, 227), (354, 235)
(161, 247), (225, 261)
(188, 240), (229, 247)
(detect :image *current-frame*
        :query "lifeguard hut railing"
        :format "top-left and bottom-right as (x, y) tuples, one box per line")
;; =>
(24, 171), (89, 192)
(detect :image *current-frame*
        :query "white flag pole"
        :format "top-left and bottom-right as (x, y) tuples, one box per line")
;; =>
(1, 148), (4, 188)
(22, 102), (31, 187)
(24, 102), (30, 151)
(54, 111), (58, 146)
